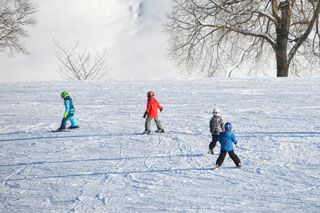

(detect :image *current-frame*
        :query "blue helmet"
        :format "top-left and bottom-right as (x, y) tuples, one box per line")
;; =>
(224, 122), (232, 131)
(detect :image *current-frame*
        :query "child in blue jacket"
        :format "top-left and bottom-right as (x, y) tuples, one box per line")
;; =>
(215, 122), (241, 168)
(57, 91), (79, 131)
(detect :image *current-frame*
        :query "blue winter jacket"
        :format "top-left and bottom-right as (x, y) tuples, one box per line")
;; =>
(218, 130), (238, 152)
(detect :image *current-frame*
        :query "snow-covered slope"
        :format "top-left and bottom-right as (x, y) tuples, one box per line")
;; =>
(0, 79), (319, 212)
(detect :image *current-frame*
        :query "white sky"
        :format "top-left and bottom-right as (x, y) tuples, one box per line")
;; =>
(0, 0), (179, 82)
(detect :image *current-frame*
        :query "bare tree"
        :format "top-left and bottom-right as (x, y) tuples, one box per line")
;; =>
(54, 40), (108, 80)
(0, 0), (37, 54)
(167, 0), (320, 77)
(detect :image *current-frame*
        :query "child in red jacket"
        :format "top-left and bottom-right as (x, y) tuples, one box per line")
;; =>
(143, 91), (164, 134)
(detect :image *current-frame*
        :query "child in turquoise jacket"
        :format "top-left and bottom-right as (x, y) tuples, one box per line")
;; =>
(57, 91), (79, 131)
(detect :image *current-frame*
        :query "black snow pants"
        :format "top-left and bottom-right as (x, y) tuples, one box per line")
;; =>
(209, 134), (219, 150)
(216, 150), (241, 167)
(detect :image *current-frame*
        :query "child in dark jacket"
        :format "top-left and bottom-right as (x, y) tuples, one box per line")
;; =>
(209, 108), (224, 154)
(215, 122), (241, 168)
(57, 91), (79, 131)
(143, 91), (164, 134)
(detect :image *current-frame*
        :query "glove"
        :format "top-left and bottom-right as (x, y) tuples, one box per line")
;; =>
(160, 107), (163, 112)
(143, 112), (148, 118)
(63, 112), (68, 119)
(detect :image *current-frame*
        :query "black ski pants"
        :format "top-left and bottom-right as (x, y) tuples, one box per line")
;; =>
(216, 150), (241, 167)
(209, 134), (219, 150)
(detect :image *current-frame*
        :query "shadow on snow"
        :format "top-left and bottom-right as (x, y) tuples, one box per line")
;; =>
(6, 167), (215, 182)
(0, 132), (154, 143)
(2, 131), (320, 143)
(0, 153), (205, 168)
(3, 154), (217, 183)
(237, 131), (320, 138)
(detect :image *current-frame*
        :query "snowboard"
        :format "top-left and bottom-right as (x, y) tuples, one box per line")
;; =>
(51, 129), (70, 133)
(51, 126), (80, 132)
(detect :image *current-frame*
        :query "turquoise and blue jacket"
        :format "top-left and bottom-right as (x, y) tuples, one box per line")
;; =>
(63, 97), (75, 118)
(218, 130), (238, 152)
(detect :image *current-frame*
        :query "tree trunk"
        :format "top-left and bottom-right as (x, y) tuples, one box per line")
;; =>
(275, 0), (291, 77)
(275, 40), (289, 77)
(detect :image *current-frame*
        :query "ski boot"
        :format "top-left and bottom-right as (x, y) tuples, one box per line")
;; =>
(143, 130), (151, 134)
(208, 149), (214, 155)
(155, 129), (164, 133)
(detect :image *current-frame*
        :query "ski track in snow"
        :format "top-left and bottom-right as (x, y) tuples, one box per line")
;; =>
(0, 79), (320, 212)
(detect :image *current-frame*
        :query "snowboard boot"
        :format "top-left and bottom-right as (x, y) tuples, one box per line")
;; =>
(68, 125), (80, 129)
(155, 129), (164, 133)
(57, 127), (67, 131)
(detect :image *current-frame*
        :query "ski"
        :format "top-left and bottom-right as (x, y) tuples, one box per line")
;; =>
(140, 130), (165, 135)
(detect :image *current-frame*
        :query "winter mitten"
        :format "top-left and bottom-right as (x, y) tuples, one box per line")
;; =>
(143, 112), (148, 118)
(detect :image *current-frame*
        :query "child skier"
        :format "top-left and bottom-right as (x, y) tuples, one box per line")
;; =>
(57, 91), (79, 131)
(209, 108), (224, 154)
(215, 122), (241, 168)
(143, 91), (164, 134)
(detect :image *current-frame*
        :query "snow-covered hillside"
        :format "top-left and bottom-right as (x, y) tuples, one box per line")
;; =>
(0, 0), (179, 82)
(0, 79), (319, 212)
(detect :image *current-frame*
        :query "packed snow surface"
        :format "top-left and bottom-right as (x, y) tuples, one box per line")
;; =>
(0, 79), (319, 212)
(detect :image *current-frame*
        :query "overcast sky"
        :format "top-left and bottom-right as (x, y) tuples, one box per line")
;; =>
(0, 0), (179, 82)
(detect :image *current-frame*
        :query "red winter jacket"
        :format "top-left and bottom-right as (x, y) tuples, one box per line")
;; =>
(146, 97), (163, 118)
